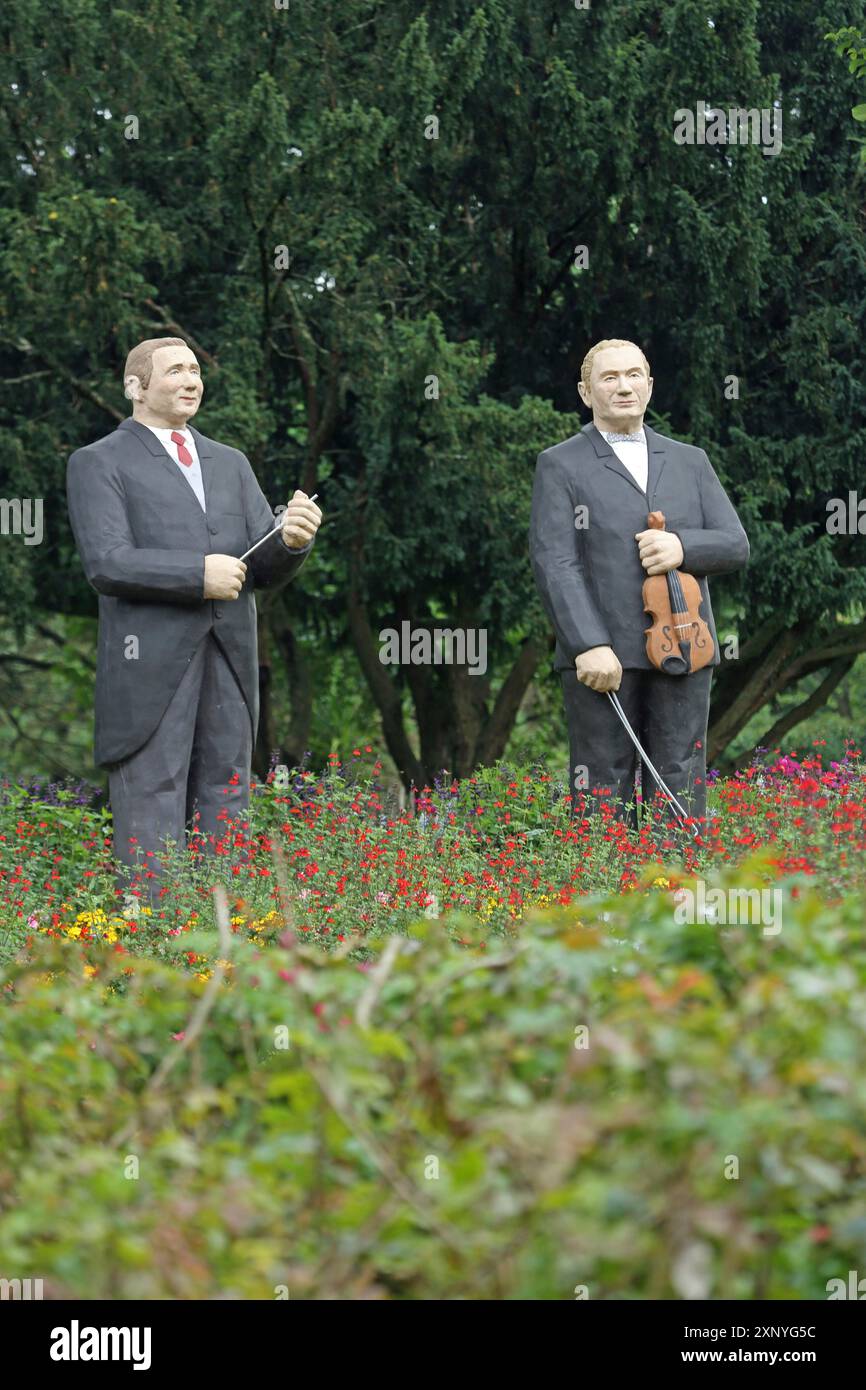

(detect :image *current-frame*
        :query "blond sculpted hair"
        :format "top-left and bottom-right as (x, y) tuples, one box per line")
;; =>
(123, 336), (189, 394)
(579, 338), (651, 393)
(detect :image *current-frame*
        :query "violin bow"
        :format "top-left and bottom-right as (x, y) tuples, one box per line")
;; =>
(605, 690), (702, 842)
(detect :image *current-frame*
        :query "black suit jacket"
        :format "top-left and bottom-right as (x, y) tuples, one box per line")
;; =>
(529, 423), (749, 670)
(67, 417), (313, 767)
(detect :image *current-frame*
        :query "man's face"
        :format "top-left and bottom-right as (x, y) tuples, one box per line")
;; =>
(134, 346), (204, 426)
(578, 345), (652, 431)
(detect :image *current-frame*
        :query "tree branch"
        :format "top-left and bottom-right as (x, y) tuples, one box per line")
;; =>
(476, 636), (546, 767)
(13, 338), (123, 421)
(708, 623), (805, 761)
(743, 656), (856, 760)
(139, 299), (220, 369)
(0, 654), (55, 670)
(346, 517), (425, 791)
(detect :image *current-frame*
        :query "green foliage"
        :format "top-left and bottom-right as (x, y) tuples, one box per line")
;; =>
(2, 0), (866, 776)
(826, 26), (866, 126)
(1, 872), (864, 1299)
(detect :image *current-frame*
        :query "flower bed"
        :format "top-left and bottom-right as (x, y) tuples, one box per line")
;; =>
(1, 743), (863, 962)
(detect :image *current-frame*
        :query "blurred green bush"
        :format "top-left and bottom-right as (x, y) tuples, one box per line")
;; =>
(1, 866), (864, 1300)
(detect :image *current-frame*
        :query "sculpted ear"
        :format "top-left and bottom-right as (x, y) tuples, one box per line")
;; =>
(124, 374), (143, 401)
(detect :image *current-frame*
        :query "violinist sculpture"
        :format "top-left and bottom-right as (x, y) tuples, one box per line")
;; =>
(529, 339), (750, 829)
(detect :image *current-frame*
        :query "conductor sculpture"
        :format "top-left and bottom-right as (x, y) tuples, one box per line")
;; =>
(67, 337), (322, 902)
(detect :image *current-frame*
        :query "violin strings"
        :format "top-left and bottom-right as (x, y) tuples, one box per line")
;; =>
(666, 569), (687, 615)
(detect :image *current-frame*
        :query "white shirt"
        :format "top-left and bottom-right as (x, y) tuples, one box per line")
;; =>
(144, 424), (206, 512)
(602, 427), (648, 494)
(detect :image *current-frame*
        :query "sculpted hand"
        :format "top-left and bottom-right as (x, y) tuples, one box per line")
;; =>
(281, 490), (323, 550)
(203, 554), (247, 600)
(635, 528), (683, 575)
(575, 645), (622, 692)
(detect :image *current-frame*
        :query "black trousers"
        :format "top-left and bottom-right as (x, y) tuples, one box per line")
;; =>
(560, 665), (713, 828)
(108, 632), (254, 903)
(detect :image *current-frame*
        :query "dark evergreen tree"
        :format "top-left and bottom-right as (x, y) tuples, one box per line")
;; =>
(1, 1), (863, 781)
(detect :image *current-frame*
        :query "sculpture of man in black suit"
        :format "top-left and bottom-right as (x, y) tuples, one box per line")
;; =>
(67, 337), (322, 904)
(529, 338), (749, 829)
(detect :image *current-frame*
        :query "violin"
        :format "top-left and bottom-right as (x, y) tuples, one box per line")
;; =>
(642, 511), (714, 676)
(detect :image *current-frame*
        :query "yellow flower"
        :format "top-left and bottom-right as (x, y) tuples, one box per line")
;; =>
(91, 916), (126, 943)
(66, 925), (82, 940)
(48, 210), (59, 220)
(194, 970), (213, 982)
(652, 876), (671, 889)
(83, 965), (97, 979)
(76, 909), (107, 926)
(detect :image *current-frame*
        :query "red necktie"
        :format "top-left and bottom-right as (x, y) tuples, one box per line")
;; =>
(171, 430), (193, 466)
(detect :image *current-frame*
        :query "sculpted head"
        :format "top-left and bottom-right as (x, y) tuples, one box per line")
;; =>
(123, 337), (204, 430)
(577, 339), (653, 435)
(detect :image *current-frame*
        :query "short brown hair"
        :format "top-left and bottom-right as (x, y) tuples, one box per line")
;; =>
(579, 338), (651, 393)
(123, 337), (189, 392)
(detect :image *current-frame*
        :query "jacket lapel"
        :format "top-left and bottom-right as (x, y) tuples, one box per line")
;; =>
(584, 422), (645, 499)
(189, 425), (215, 514)
(643, 425), (667, 507)
(116, 417), (213, 517)
(583, 421), (668, 506)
